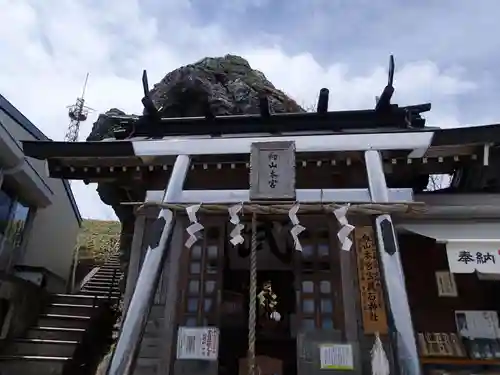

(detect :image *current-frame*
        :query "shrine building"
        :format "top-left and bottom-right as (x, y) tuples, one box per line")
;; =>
(21, 64), (500, 375)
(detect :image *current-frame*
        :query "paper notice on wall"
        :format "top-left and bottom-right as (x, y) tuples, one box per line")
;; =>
(176, 326), (219, 361)
(455, 311), (500, 339)
(319, 344), (354, 370)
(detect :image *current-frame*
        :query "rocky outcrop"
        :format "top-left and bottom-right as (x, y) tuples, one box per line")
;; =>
(86, 54), (304, 269)
(87, 55), (303, 141)
(87, 108), (126, 141)
(148, 54), (304, 118)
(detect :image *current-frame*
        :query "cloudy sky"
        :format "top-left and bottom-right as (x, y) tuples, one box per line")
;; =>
(0, 0), (498, 220)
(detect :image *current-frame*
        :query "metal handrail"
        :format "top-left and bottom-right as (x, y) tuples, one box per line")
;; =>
(107, 155), (191, 375)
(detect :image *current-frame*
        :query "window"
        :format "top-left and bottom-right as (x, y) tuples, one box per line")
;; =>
(0, 188), (14, 235)
(5, 201), (30, 247)
(296, 225), (341, 331)
(182, 225), (224, 327)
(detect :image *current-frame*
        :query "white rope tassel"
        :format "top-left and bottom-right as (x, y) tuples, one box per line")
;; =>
(228, 203), (245, 246)
(289, 203), (305, 251)
(371, 332), (390, 375)
(185, 204), (203, 248)
(334, 205), (355, 251)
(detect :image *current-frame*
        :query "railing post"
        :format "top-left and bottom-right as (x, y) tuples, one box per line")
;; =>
(364, 150), (421, 375)
(107, 154), (191, 375)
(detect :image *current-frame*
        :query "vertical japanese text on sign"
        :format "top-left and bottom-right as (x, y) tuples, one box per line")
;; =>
(249, 141), (296, 200)
(268, 152), (279, 189)
(354, 226), (388, 334)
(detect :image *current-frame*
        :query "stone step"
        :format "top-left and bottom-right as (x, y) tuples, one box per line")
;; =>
(104, 261), (121, 266)
(81, 285), (120, 292)
(80, 291), (120, 298)
(81, 286), (121, 295)
(51, 293), (114, 305)
(93, 272), (121, 280)
(90, 275), (120, 282)
(47, 303), (96, 317)
(94, 272), (122, 279)
(26, 326), (85, 341)
(98, 271), (122, 276)
(4, 338), (78, 358)
(83, 277), (120, 286)
(0, 355), (69, 375)
(89, 274), (120, 281)
(98, 267), (121, 273)
(38, 314), (91, 330)
(82, 282), (120, 289)
(80, 288), (121, 296)
(100, 262), (121, 269)
(82, 283), (119, 291)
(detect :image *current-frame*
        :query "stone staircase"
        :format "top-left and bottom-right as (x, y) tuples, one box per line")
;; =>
(80, 254), (122, 300)
(0, 254), (123, 375)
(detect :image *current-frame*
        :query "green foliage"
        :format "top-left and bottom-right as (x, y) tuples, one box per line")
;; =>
(78, 219), (121, 262)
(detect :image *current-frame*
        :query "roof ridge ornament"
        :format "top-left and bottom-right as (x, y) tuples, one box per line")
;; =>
(375, 55), (395, 114)
(141, 70), (159, 120)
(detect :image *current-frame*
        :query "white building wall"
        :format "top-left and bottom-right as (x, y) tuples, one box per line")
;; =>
(0, 108), (80, 287)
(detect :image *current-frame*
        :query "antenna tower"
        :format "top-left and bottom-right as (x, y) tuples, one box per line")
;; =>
(65, 73), (94, 142)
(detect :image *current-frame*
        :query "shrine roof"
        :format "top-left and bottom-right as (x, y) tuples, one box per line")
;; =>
(17, 122), (499, 185)
(23, 122), (500, 161)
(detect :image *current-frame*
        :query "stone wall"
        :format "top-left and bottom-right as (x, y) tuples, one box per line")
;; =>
(0, 275), (48, 342)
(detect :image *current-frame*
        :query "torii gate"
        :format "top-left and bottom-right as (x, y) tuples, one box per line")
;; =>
(105, 132), (426, 375)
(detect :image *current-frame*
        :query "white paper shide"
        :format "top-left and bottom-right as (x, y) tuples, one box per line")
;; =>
(185, 204), (203, 248)
(176, 327), (219, 361)
(288, 203), (305, 251)
(334, 205), (355, 251)
(228, 203), (245, 246)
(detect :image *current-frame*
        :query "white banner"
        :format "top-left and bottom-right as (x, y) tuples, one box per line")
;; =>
(447, 242), (500, 274)
(176, 327), (219, 361)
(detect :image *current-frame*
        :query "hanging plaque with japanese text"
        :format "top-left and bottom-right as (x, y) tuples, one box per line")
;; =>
(354, 226), (388, 334)
(447, 242), (500, 274)
(249, 141), (296, 200)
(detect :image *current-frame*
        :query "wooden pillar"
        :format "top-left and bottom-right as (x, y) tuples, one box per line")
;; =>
(340, 245), (360, 342)
(159, 216), (186, 374)
(122, 210), (147, 314)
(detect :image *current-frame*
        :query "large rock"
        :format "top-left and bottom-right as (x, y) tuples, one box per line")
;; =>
(148, 54), (304, 117)
(87, 108), (126, 141)
(88, 55), (303, 141)
(87, 55), (304, 269)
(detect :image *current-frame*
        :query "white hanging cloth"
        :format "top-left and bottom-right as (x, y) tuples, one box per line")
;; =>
(371, 332), (390, 375)
(288, 202), (305, 251)
(228, 203), (245, 246)
(334, 205), (355, 251)
(185, 204), (203, 248)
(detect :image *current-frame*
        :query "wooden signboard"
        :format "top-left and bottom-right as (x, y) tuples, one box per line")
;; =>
(354, 226), (388, 334)
(249, 141), (296, 200)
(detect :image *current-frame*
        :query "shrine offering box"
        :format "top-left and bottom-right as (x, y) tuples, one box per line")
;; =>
(239, 356), (283, 375)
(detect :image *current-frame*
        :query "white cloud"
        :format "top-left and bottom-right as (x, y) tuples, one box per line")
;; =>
(0, 0), (478, 220)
